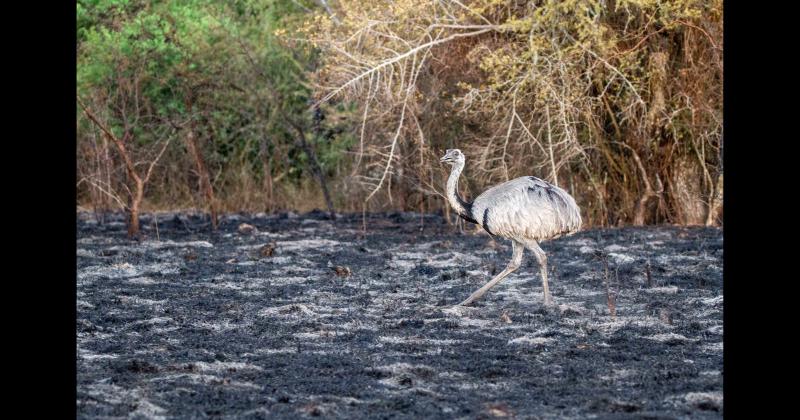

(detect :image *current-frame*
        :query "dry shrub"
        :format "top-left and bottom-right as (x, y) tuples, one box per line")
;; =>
(306, 0), (723, 226)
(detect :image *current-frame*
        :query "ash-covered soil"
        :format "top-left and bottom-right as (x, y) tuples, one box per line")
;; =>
(77, 211), (723, 419)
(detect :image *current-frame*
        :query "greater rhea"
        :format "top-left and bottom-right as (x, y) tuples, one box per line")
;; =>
(440, 149), (582, 306)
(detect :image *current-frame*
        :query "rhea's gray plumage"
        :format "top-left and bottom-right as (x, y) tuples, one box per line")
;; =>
(440, 148), (582, 306)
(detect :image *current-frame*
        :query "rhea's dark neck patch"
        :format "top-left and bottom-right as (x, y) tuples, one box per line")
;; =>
(459, 212), (478, 224)
(457, 198), (478, 224)
(482, 209), (495, 236)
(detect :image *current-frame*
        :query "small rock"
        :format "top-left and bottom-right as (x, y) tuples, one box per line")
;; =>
(500, 311), (512, 324)
(184, 251), (198, 261)
(558, 304), (587, 316)
(332, 266), (352, 277)
(485, 403), (513, 417)
(435, 240), (452, 249)
(301, 403), (323, 416)
(259, 242), (277, 257)
(659, 308), (673, 325)
(237, 223), (256, 235)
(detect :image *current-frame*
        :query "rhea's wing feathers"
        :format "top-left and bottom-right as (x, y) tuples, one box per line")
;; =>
(472, 177), (582, 240)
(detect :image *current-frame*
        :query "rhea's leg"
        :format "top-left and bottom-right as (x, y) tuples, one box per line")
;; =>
(458, 240), (524, 306)
(525, 240), (553, 306)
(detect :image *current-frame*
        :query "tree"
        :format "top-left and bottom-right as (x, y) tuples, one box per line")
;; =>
(78, 97), (172, 237)
(77, 0), (350, 222)
(78, 0), (220, 234)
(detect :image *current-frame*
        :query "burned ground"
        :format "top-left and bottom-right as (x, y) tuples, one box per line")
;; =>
(77, 211), (723, 419)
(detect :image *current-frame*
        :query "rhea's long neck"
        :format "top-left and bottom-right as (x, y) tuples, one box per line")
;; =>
(446, 161), (473, 219)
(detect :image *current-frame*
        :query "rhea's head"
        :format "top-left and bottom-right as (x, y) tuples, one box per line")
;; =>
(440, 149), (465, 166)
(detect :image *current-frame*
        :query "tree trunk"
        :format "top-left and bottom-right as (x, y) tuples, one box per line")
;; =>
(706, 135), (723, 226)
(260, 138), (274, 211)
(624, 143), (661, 226)
(128, 202), (141, 237)
(288, 121), (335, 219)
(185, 128), (218, 229)
(705, 173), (723, 226)
(128, 178), (144, 238)
(302, 138), (336, 219)
(184, 99), (218, 229)
(101, 132), (113, 223)
(396, 147), (407, 210)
